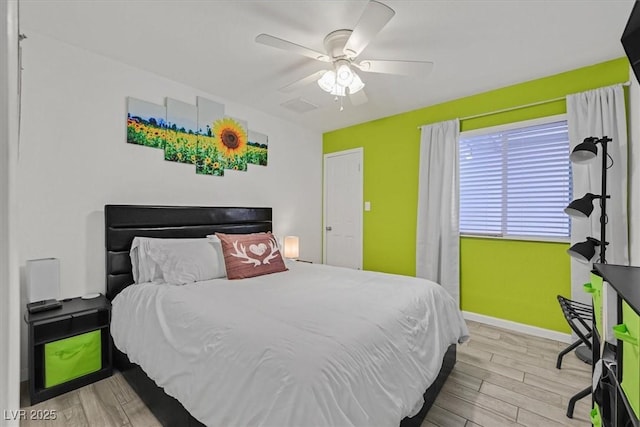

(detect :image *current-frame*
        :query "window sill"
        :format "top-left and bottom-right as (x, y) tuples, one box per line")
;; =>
(460, 234), (570, 244)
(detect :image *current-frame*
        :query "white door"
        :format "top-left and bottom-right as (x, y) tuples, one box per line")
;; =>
(323, 148), (363, 269)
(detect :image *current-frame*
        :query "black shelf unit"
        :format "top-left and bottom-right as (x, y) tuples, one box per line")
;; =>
(25, 295), (112, 405)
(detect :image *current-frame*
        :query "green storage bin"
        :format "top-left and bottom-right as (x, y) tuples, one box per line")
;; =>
(616, 301), (640, 419)
(44, 330), (102, 388)
(584, 272), (603, 334)
(590, 403), (602, 427)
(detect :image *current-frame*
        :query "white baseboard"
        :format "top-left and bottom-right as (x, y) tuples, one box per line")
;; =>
(463, 311), (573, 344)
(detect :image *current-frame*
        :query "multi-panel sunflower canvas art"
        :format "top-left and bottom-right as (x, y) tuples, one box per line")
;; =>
(165, 99), (198, 164)
(248, 130), (268, 166)
(126, 96), (268, 177)
(126, 98), (167, 149)
(196, 97), (225, 176)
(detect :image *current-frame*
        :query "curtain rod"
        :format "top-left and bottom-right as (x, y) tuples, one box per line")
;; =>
(417, 81), (631, 129)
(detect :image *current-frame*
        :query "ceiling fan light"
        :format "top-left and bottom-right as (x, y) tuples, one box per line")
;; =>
(331, 85), (346, 97)
(336, 63), (354, 86)
(318, 70), (336, 93)
(348, 72), (365, 94)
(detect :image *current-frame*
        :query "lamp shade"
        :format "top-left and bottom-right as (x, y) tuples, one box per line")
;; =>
(570, 138), (598, 163)
(317, 65), (364, 98)
(283, 236), (299, 259)
(336, 63), (354, 87)
(330, 84), (346, 97)
(348, 73), (365, 95)
(318, 71), (336, 93)
(564, 193), (599, 218)
(566, 237), (600, 263)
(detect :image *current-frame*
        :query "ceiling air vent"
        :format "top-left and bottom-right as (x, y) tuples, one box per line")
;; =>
(280, 98), (319, 113)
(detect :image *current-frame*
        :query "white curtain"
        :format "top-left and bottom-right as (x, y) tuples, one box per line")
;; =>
(566, 85), (629, 312)
(416, 119), (460, 305)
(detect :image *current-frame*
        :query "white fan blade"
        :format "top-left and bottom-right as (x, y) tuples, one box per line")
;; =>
(356, 60), (434, 76)
(256, 34), (330, 62)
(279, 70), (328, 93)
(349, 89), (368, 106)
(343, 0), (395, 58)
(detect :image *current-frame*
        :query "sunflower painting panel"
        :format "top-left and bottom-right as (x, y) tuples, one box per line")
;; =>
(217, 117), (249, 172)
(126, 97), (167, 149)
(165, 99), (198, 165)
(196, 97), (225, 176)
(247, 130), (268, 166)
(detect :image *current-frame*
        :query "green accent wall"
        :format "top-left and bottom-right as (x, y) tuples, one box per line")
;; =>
(323, 57), (629, 333)
(460, 237), (571, 331)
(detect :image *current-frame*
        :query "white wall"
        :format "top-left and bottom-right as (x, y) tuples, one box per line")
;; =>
(18, 32), (323, 379)
(1, 0), (21, 422)
(629, 68), (640, 265)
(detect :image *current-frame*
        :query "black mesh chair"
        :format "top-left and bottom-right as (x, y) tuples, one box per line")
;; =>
(557, 295), (593, 418)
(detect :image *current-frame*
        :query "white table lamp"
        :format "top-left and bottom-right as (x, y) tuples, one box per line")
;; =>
(283, 236), (299, 259)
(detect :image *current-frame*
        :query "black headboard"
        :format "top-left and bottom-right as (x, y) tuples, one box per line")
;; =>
(105, 205), (273, 300)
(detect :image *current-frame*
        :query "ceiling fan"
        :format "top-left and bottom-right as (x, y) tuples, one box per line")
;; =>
(255, 0), (434, 107)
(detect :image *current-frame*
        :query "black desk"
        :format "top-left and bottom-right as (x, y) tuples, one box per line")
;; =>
(595, 264), (640, 316)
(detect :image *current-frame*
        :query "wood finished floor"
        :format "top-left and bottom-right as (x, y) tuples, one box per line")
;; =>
(20, 320), (592, 427)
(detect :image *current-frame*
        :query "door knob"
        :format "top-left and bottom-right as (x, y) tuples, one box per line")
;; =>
(325, 226), (332, 231)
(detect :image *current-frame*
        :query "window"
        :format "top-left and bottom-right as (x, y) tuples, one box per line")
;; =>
(459, 117), (571, 239)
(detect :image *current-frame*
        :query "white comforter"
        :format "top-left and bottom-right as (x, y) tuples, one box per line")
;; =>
(111, 261), (468, 427)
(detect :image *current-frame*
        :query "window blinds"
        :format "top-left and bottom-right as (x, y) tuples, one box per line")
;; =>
(459, 120), (571, 238)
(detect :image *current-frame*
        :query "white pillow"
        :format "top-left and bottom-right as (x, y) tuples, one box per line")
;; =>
(147, 240), (226, 285)
(130, 243), (141, 283)
(130, 237), (165, 283)
(130, 237), (225, 284)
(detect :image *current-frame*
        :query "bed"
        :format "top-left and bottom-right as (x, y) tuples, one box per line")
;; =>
(105, 205), (468, 427)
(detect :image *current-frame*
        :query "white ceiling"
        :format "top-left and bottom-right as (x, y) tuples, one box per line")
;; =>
(20, 0), (635, 133)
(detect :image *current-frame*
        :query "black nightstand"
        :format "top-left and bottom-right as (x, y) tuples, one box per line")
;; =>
(24, 295), (112, 404)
